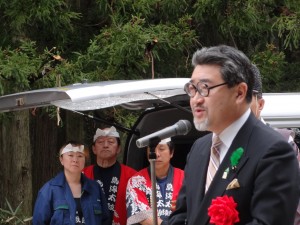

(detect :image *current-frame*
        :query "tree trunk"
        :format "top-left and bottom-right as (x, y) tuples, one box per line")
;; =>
(65, 110), (85, 143)
(0, 110), (32, 217)
(31, 108), (65, 208)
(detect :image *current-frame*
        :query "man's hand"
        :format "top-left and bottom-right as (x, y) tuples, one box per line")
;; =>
(170, 200), (177, 212)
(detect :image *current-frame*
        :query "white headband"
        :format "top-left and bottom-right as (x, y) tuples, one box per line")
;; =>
(93, 126), (120, 142)
(61, 144), (84, 156)
(159, 138), (171, 144)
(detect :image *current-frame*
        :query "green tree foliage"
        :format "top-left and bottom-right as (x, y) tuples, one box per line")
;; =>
(76, 14), (197, 80)
(192, 0), (300, 91)
(0, 41), (40, 94)
(1, 0), (299, 95)
(252, 44), (286, 92)
(273, 1), (300, 49)
(0, 0), (81, 48)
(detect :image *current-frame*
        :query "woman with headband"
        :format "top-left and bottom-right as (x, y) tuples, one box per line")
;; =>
(33, 141), (108, 225)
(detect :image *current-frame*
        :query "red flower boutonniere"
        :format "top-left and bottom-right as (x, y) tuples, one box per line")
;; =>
(208, 195), (239, 225)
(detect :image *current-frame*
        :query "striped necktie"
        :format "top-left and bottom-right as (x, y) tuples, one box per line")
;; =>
(205, 135), (222, 192)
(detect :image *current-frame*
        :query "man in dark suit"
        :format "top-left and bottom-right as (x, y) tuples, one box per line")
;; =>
(250, 64), (300, 225)
(168, 45), (300, 225)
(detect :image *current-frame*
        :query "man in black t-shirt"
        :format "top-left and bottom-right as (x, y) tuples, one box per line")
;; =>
(83, 126), (136, 225)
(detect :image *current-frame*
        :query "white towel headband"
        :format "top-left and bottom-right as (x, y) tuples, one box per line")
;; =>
(93, 126), (120, 142)
(60, 144), (84, 156)
(159, 138), (171, 144)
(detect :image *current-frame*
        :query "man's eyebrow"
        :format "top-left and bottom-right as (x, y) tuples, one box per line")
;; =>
(190, 78), (211, 83)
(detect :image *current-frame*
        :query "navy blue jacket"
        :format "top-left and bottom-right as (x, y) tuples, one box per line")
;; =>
(33, 171), (108, 225)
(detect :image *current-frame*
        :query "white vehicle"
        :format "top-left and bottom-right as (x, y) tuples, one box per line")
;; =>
(0, 78), (299, 170)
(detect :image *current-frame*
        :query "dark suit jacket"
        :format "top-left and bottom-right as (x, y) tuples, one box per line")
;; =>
(168, 113), (300, 225)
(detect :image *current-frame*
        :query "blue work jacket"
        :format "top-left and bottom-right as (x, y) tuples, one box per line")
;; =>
(33, 171), (108, 225)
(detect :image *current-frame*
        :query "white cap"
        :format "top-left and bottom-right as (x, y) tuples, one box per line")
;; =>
(93, 126), (120, 142)
(159, 138), (171, 144)
(61, 144), (84, 156)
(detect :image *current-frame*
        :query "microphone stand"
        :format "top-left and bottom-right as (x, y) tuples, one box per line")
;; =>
(148, 137), (161, 225)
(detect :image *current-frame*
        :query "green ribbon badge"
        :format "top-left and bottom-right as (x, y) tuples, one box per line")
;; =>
(230, 147), (244, 171)
(222, 147), (244, 179)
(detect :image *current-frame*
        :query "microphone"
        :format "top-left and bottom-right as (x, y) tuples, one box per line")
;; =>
(136, 120), (192, 148)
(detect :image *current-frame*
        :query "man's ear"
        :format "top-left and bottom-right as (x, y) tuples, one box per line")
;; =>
(236, 82), (247, 102)
(170, 151), (174, 158)
(59, 156), (63, 166)
(257, 98), (265, 111)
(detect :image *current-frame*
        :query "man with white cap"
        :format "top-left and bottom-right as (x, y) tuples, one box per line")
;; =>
(83, 127), (137, 225)
(126, 138), (184, 225)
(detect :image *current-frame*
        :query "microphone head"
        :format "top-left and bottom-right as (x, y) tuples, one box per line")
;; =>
(176, 120), (192, 135)
(135, 119), (192, 148)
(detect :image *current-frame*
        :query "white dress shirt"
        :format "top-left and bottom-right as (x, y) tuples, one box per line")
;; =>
(212, 109), (251, 162)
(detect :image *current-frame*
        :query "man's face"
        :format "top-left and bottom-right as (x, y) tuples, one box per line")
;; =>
(190, 64), (239, 134)
(92, 136), (120, 160)
(147, 143), (173, 171)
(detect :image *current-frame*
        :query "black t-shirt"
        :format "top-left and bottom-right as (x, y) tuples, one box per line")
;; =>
(93, 161), (121, 224)
(75, 197), (85, 224)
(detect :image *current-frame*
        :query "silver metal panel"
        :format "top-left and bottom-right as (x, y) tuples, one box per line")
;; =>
(262, 93), (300, 127)
(0, 78), (189, 112)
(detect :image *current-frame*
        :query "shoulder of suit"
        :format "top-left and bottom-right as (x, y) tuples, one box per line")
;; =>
(274, 128), (293, 140)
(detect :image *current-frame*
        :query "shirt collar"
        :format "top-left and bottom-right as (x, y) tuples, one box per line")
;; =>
(214, 108), (251, 161)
